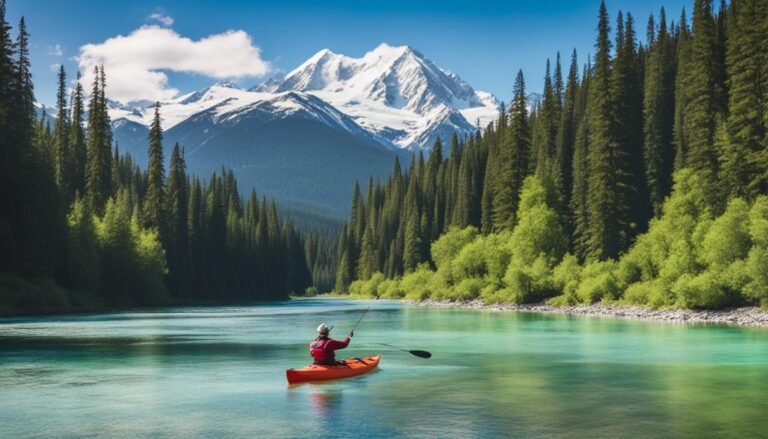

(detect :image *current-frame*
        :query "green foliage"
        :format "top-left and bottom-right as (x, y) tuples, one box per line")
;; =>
(698, 198), (751, 268)
(331, 0), (768, 313)
(551, 254), (583, 302)
(1, 42), (314, 314)
(572, 260), (618, 304)
(401, 266), (443, 301)
(509, 176), (568, 264)
(501, 255), (557, 304)
(65, 198), (101, 293)
(494, 176), (568, 303)
(94, 190), (169, 306)
(744, 197), (768, 306)
(431, 226), (479, 274)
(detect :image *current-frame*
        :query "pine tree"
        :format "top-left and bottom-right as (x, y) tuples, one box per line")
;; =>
(585, 1), (624, 260)
(0, 0), (18, 272)
(612, 11), (648, 235)
(571, 60), (592, 259)
(335, 227), (354, 291)
(683, 0), (721, 207)
(187, 178), (204, 297)
(69, 72), (86, 195)
(532, 59), (560, 180)
(480, 133), (496, 233)
(15, 17), (34, 142)
(53, 65), (72, 197)
(556, 49), (579, 220)
(165, 143), (190, 294)
(644, 8), (677, 214)
(723, 0), (768, 197)
(144, 102), (165, 232)
(493, 70), (530, 231)
(402, 210), (422, 272)
(554, 52), (564, 108)
(673, 9), (692, 171)
(85, 66), (112, 214)
(357, 224), (377, 280)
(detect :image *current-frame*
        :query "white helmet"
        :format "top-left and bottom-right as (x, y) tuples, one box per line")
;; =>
(317, 323), (333, 334)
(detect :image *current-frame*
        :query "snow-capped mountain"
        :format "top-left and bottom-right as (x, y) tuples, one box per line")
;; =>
(109, 44), (498, 153)
(271, 43), (497, 149)
(169, 90), (394, 158)
(107, 44), (499, 216)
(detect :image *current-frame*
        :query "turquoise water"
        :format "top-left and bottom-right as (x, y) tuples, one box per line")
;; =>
(1, 299), (767, 438)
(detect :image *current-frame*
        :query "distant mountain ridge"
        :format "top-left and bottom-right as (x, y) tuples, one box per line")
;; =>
(111, 44), (499, 154)
(104, 44), (500, 217)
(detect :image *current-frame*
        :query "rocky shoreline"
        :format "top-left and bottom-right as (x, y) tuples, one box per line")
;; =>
(408, 299), (768, 327)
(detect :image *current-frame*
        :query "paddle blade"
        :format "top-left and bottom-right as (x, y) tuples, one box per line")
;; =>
(409, 350), (432, 359)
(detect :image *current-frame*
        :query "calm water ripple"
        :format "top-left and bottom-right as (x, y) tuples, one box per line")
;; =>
(1, 299), (767, 438)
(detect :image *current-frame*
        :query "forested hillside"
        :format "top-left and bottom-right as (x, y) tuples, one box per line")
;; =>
(338, 0), (768, 309)
(0, 1), (336, 315)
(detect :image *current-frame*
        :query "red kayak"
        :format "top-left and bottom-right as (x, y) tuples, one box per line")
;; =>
(286, 354), (381, 384)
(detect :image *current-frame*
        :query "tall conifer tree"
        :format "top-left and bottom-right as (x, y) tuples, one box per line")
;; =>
(683, 0), (721, 206)
(69, 72), (86, 195)
(723, 0), (768, 197)
(493, 70), (530, 231)
(144, 102), (166, 232)
(85, 66), (111, 214)
(585, 1), (624, 260)
(644, 8), (676, 214)
(53, 65), (72, 197)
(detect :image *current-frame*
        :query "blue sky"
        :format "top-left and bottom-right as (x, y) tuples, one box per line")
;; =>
(8, 0), (695, 105)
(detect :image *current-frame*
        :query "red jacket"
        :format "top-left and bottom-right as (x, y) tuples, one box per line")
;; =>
(310, 336), (350, 364)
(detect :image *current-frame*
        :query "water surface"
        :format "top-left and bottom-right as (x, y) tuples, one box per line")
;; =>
(1, 299), (766, 438)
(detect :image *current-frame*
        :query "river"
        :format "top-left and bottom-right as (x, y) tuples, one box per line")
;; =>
(1, 299), (766, 438)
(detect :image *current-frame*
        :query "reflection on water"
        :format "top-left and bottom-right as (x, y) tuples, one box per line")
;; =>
(310, 387), (343, 419)
(1, 299), (767, 438)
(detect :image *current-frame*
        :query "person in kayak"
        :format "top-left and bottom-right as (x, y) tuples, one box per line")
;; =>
(310, 323), (353, 365)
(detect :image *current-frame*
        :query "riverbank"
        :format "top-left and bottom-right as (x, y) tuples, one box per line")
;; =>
(408, 299), (768, 327)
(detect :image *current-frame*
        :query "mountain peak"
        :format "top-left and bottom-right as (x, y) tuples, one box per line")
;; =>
(367, 43), (410, 58)
(267, 43), (498, 149)
(309, 48), (338, 61)
(110, 43), (499, 154)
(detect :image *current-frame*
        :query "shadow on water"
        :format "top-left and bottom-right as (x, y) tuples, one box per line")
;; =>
(0, 334), (293, 362)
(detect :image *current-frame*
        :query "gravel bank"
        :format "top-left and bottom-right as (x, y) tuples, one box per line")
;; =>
(408, 299), (768, 327)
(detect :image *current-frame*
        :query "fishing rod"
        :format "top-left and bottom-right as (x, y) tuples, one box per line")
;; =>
(350, 306), (370, 334)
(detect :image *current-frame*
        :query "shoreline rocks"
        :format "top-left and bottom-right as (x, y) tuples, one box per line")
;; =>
(407, 299), (768, 328)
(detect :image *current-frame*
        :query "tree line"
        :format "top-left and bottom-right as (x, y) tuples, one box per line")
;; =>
(338, 0), (768, 309)
(0, 1), (324, 314)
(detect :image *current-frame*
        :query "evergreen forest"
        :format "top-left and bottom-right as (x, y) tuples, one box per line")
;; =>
(2, 0), (767, 315)
(0, 0), (337, 315)
(339, 0), (768, 310)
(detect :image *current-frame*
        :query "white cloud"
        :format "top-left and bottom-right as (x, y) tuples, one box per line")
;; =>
(50, 63), (61, 72)
(148, 13), (174, 27)
(77, 25), (272, 103)
(48, 44), (63, 56)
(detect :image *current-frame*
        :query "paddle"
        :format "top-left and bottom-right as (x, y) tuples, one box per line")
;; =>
(376, 343), (432, 359)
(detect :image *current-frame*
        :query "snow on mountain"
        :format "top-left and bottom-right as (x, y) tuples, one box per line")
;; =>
(209, 91), (391, 148)
(157, 89), (406, 217)
(250, 78), (281, 93)
(273, 43), (498, 149)
(108, 43), (499, 152)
